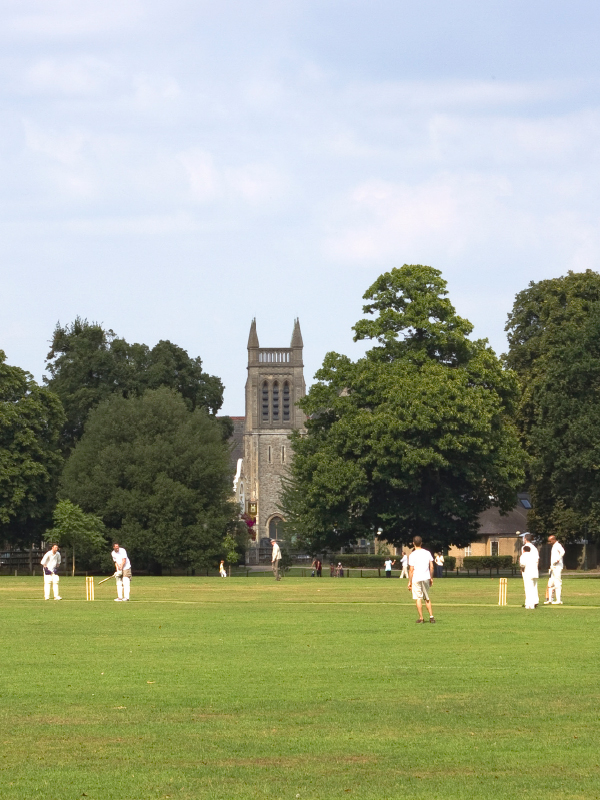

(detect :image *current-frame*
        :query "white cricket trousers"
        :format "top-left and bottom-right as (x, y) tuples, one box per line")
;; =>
(548, 568), (562, 602)
(400, 566), (409, 579)
(116, 575), (131, 600)
(44, 573), (60, 599)
(523, 577), (539, 609)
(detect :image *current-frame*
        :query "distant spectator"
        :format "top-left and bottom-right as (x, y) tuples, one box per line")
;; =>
(434, 553), (444, 578)
(384, 558), (395, 577)
(330, 562), (335, 577)
(316, 559), (322, 577)
(271, 539), (282, 581)
(400, 553), (409, 579)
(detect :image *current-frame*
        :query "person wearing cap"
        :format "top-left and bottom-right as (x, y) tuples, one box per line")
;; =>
(545, 534), (565, 604)
(519, 544), (539, 609)
(271, 538), (282, 581)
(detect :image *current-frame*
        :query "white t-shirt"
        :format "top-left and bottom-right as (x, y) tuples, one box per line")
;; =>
(551, 541), (565, 569)
(384, 559), (393, 571)
(519, 550), (539, 579)
(435, 554), (444, 566)
(401, 554), (408, 566)
(112, 548), (131, 570)
(409, 549), (433, 582)
(271, 542), (281, 561)
(41, 550), (61, 572)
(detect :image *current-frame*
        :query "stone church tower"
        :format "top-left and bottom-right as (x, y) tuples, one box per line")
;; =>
(234, 319), (306, 563)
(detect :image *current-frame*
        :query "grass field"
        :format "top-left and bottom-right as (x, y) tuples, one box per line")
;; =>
(1, 576), (599, 800)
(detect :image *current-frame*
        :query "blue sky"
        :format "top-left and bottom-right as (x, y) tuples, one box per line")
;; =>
(2, 1), (600, 413)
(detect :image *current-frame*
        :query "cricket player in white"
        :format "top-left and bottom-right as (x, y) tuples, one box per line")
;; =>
(271, 538), (281, 581)
(400, 552), (409, 579)
(545, 534), (565, 605)
(41, 544), (62, 600)
(519, 545), (539, 609)
(111, 543), (132, 601)
(408, 536), (435, 623)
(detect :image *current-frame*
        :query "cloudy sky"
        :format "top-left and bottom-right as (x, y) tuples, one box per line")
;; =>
(2, 0), (600, 413)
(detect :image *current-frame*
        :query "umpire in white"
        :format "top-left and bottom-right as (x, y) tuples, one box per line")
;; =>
(111, 543), (132, 602)
(41, 544), (62, 600)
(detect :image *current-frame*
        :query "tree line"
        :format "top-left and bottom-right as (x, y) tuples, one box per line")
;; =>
(282, 265), (600, 552)
(2, 266), (600, 568)
(0, 319), (244, 572)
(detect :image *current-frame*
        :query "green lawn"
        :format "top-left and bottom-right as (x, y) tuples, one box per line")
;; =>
(1, 576), (599, 800)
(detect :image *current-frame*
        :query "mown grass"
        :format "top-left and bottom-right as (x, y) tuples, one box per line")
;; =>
(1, 575), (599, 799)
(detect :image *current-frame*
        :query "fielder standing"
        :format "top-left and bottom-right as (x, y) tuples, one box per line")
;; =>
(40, 544), (62, 600)
(399, 552), (409, 579)
(111, 543), (132, 602)
(271, 538), (281, 581)
(408, 537), (436, 623)
(545, 535), (565, 605)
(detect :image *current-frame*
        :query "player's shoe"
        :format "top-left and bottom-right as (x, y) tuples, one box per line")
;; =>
(429, 617), (436, 623)
(415, 618), (424, 623)
(54, 597), (62, 600)
(114, 598), (123, 602)
(544, 600), (552, 604)
(552, 600), (563, 604)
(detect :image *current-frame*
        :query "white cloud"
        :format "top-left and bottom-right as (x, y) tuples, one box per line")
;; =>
(2, 0), (144, 37)
(25, 57), (118, 95)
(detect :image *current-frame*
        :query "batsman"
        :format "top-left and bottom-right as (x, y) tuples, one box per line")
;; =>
(111, 542), (132, 602)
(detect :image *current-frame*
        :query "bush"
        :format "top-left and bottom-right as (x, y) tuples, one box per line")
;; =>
(462, 555), (514, 571)
(443, 556), (456, 571)
(329, 554), (399, 569)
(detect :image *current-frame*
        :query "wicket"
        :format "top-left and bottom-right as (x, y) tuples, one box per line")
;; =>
(498, 577), (507, 606)
(85, 576), (95, 601)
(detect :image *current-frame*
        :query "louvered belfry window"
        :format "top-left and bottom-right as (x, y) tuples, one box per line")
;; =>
(272, 382), (280, 421)
(283, 382), (290, 421)
(262, 382), (269, 422)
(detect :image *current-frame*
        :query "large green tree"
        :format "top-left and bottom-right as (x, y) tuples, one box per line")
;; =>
(0, 351), (64, 545)
(283, 265), (525, 552)
(61, 387), (238, 571)
(505, 269), (600, 541)
(47, 499), (106, 576)
(45, 318), (225, 449)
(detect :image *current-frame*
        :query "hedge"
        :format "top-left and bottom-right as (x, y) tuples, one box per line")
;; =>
(462, 556), (514, 571)
(327, 554), (456, 570)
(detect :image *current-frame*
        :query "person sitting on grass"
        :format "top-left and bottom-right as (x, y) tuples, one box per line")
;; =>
(408, 537), (435, 624)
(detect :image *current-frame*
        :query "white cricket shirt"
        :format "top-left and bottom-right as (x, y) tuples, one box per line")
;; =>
(408, 549), (433, 582)
(551, 541), (565, 569)
(111, 548), (131, 570)
(41, 550), (61, 571)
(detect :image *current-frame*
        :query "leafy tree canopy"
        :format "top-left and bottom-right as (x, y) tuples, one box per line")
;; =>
(0, 351), (65, 545)
(61, 388), (238, 571)
(45, 318), (225, 448)
(505, 269), (600, 541)
(283, 265), (525, 553)
(47, 499), (106, 575)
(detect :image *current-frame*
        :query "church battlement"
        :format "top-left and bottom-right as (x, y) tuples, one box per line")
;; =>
(258, 349), (291, 363)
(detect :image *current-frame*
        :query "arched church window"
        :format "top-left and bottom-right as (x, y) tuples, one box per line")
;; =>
(272, 382), (279, 421)
(269, 516), (284, 540)
(283, 382), (290, 421)
(262, 381), (269, 422)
